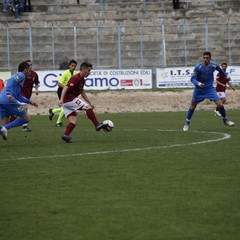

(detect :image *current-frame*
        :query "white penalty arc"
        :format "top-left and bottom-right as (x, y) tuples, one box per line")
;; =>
(3, 130), (231, 161)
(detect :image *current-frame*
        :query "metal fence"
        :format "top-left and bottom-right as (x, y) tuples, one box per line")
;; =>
(0, 19), (239, 71)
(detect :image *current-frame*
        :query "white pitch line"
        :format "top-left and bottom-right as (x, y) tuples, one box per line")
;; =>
(1, 130), (231, 162)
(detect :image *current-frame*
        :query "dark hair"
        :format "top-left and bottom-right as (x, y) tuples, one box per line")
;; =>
(80, 62), (92, 70)
(221, 62), (227, 67)
(69, 60), (77, 66)
(25, 59), (32, 63)
(203, 51), (211, 57)
(18, 62), (30, 72)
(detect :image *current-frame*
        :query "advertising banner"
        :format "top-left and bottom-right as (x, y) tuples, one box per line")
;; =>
(156, 67), (194, 88)
(0, 71), (11, 81)
(226, 66), (240, 86)
(37, 69), (152, 92)
(156, 66), (240, 88)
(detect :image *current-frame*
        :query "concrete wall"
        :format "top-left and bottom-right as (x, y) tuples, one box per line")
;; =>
(0, 0), (240, 71)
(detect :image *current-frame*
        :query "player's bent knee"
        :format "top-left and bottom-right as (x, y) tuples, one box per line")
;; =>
(83, 105), (91, 111)
(21, 114), (30, 122)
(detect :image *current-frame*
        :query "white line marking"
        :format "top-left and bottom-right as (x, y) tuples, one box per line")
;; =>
(1, 130), (231, 162)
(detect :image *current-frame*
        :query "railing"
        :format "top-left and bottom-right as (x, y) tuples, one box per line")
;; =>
(0, 19), (239, 71)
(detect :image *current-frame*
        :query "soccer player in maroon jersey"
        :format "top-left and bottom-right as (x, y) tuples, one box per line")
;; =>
(10, 60), (39, 131)
(49, 59), (78, 127)
(214, 63), (235, 116)
(59, 62), (109, 143)
(21, 60), (39, 131)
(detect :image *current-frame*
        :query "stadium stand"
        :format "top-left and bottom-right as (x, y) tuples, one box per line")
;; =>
(0, 0), (240, 70)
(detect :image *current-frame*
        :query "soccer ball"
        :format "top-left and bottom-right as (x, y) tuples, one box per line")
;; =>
(103, 120), (114, 132)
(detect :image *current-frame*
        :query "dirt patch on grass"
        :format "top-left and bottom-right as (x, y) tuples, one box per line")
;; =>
(29, 89), (240, 115)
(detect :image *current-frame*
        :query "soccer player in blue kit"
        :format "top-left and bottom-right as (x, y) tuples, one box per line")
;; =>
(0, 61), (38, 141)
(183, 51), (234, 131)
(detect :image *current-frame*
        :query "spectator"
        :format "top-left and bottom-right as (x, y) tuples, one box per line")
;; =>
(23, 0), (31, 12)
(2, 0), (9, 12)
(10, 0), (22, 21)
(59, 56), (69, 70)
(77, 0), (79, 4)
(173, 0), (180, 9)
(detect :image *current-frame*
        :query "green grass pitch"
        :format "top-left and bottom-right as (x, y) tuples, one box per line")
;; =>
(0, 110), (239, 240)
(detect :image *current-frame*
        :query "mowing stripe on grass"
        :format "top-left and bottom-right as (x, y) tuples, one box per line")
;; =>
(2, 130), (231, 162)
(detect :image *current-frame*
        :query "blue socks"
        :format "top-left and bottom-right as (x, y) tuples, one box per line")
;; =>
(218, 106), (226, 118)
(186, 108), (195, 121)
(4, 118), (28, 130)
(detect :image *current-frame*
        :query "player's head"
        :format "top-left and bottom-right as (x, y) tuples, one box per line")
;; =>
(18, 61), (30, 71)
(80, 62), (92, 78)
(203, 51), (211, 66)
(221, 62), (227, 71)
(18, 61), (30, 76)
(203, 51), (211, 57)
(68, 60), (77, 72)
(25, 60), (33, 71)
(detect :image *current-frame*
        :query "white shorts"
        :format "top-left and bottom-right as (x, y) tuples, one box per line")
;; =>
(217, 92), (226, 98)
(62, 98), (88, 117)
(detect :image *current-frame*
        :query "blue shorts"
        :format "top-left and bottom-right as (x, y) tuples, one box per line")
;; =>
(191, 87), (220, 105)
(0, 102), (27, 118)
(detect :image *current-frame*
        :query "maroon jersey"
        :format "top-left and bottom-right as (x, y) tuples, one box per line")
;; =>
(21, 71), (39, 99)
(63, 73), (85, 103)
(215, 73), (229, 93)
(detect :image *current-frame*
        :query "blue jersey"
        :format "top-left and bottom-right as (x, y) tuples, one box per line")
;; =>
(0, 72), (31, 105)
(191, 61), (227, 89)
(190, 61), (228, 104)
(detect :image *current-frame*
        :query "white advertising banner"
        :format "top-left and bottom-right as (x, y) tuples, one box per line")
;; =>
(156, 66), (240, 88)
(37, 69), (152, 92)
(0, 71), (11, 81)
(226, 66), (240, 86)
(156, 67), (194, 88)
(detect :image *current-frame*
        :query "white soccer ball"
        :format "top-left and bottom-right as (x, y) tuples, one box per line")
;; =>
(103, 120), (114, 132)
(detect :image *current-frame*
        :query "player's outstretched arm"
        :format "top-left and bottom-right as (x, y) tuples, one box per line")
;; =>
(228, 81), (235, 91)
(30, 101), (38, 108)
(81, 90), (94, 108)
